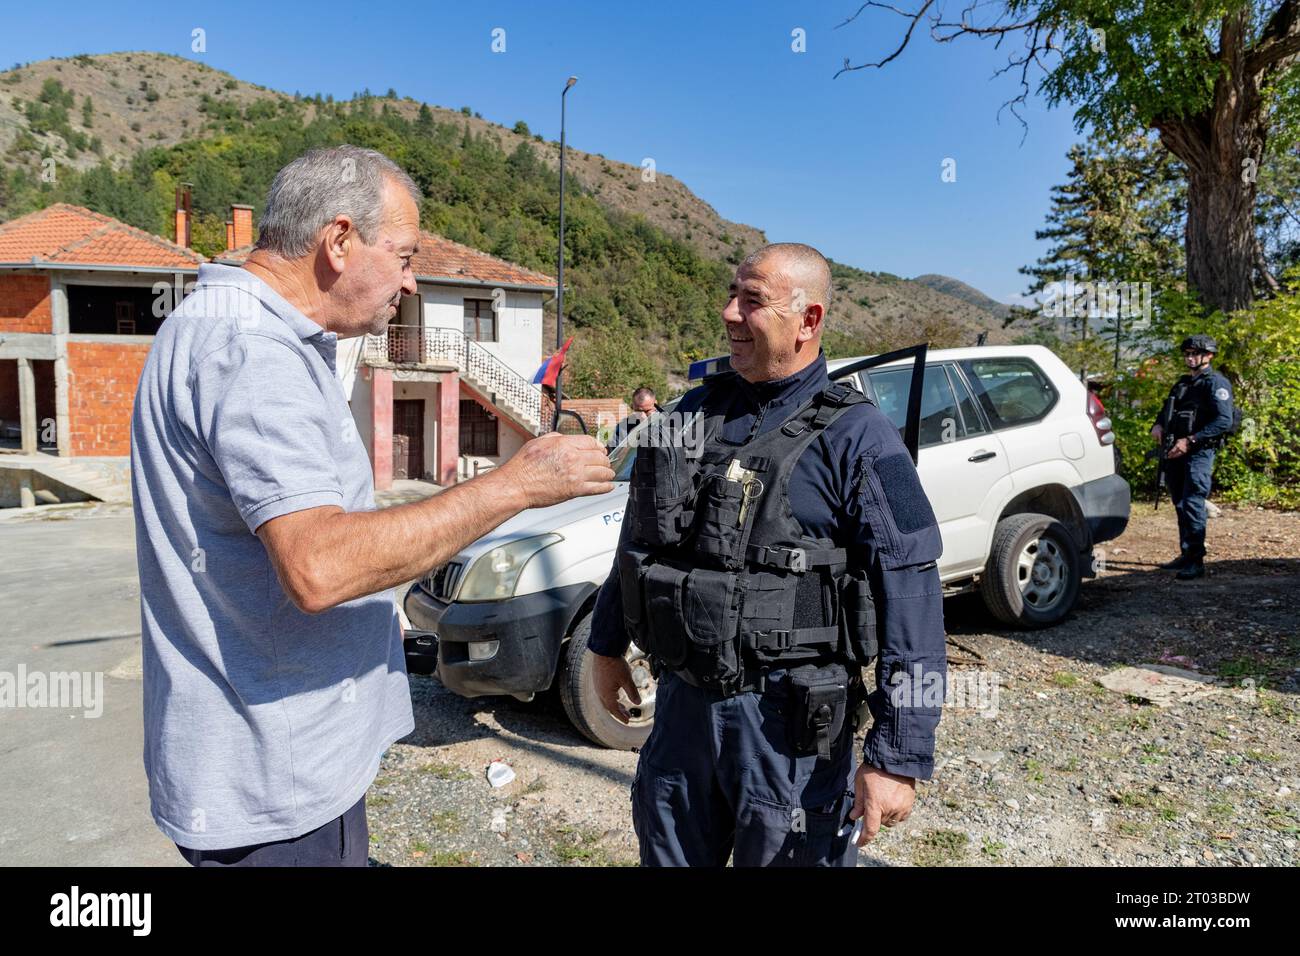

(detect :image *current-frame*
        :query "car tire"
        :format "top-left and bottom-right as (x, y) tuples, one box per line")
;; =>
(979, 512), (1081, 628)
(559, 612), (655, 751)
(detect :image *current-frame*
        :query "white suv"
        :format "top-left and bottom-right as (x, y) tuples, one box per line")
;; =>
(404, 345), (1131, 749)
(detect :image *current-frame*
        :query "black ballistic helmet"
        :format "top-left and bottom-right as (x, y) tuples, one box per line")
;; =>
(1180, 334), (1217, 354)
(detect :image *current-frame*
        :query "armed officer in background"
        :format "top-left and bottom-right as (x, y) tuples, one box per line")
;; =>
(587, 243), (946, 866)
(1151, 335), (1235, 580)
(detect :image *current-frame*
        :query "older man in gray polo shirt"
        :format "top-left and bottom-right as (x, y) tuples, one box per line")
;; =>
(131, 145), (613, 866)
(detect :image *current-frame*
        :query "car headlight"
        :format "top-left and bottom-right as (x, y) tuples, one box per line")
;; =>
(456, 534), (563, 602)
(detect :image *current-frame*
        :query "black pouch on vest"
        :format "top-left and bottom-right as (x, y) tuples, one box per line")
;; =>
(618, 548), (650, 642)
(638, 562), (691, 668)
(837, 569), (878, 665)
(786, 663), (849, 759)
(627, 442), (692, 547)
(681, 567), (742, 687)
(692, 474), (752, 569)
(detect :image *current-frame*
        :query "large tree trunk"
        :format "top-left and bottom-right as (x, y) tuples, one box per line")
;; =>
(1155, 11), (1269, 315)
(1180, 156), (1262, 314)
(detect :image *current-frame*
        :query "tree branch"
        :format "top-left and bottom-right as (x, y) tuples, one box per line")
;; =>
(1247, 0), (1300, 74)
(833, 0), (936, 77)
(1256, 237), (1282, 292)
(833, 0), (1050, 139)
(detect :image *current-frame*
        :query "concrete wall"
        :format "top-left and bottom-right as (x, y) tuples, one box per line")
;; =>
(336, 335), (366, 402)
(458, 422), (525, 478)
(351, 364), (375, 463)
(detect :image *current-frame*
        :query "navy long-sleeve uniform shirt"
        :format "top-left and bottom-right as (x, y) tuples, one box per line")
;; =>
(589, 352), (947, 779)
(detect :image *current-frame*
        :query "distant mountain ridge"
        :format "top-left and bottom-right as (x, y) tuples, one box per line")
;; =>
(911, 274), (1014, 321)
(0, 52), (1014, 361)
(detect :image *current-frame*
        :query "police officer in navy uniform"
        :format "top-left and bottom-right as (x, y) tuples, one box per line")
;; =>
(586, 243), (946, 867)
(1152, 334), (1235, 580)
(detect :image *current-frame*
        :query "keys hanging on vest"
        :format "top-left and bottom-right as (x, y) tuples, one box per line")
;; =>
(725, 458), (765, 529)
(738, 477), (764, 528)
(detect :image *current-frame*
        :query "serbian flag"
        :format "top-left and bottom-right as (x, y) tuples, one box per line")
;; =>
(533, 336), (575, 388)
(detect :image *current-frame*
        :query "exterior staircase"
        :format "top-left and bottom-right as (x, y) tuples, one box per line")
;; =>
(0, 453), (132, 507)
(363, 326), (543, 434)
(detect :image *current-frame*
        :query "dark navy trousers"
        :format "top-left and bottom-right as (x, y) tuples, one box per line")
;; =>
(631, 670), (859, 867)
(1166, 447), (1215, 560)
(175, 795), (368, 867)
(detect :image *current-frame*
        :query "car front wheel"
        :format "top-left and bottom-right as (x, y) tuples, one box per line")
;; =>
(559, 611), (656, 750)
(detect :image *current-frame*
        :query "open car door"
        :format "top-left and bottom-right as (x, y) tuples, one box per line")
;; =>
(688, 343), (928, 463)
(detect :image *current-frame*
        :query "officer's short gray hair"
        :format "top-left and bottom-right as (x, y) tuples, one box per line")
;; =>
(255, 145), (422, 259)
(739, 242), (834, 318)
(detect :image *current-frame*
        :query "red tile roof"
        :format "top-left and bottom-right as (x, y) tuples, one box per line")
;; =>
(216, 231), (555, 289)
(0, 203), (205, 270)
(212, 243), (256, 264)
(410, 232), (554, 289)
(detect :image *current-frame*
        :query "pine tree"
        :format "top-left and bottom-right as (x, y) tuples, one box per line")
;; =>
(416, 104), (435, 137)
(1016, 128), (1184, 378)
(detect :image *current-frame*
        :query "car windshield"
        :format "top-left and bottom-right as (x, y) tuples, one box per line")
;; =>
(610, 437), (638, 481)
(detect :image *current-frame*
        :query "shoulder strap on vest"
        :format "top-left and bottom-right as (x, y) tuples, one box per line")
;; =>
(780, 382), (869, 437)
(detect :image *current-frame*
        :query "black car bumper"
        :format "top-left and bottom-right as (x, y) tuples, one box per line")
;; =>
(403, 582), (592, 698)
(1072, 472), (1131, 548)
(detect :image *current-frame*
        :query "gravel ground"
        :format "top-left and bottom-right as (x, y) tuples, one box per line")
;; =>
(362, 503), (1299, 867)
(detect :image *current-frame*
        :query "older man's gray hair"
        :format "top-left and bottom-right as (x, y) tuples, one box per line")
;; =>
(255, 144), (422, 259)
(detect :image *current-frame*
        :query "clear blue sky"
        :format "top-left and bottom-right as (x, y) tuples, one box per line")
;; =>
(1, 0), (1085, 302)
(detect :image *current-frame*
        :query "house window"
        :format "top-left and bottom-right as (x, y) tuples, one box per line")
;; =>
(67, 284), (168, 335)
(459, 400), (498, 456)
(463, 298), (496, 342)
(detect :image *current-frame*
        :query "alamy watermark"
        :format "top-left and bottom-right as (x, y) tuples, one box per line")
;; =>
(152, 272), (260, 327)
(50, 886), (150, 936)
(600, 410), (708, 458)
(1, 665), (103, 718)
(1041, 273), (1152, 330)
(889, 665), (1000, 718)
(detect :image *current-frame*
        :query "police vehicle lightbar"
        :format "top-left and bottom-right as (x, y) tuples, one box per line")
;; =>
(688, 355), (732, 380)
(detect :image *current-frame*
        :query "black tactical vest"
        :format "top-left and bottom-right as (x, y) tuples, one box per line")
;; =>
(1165, 370), (1236, 443)
(617, 375), (879, 696)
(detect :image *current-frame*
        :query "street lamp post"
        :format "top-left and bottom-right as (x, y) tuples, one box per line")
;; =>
(553, 75), (578, 432)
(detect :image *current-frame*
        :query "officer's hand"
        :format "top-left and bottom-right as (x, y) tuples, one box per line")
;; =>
(592, 651), (641, 723)
(849, 763), (916, 847)
(1151, 424), (1163, 442)
(1166, 437), (1190, 459)
(499, 432), (615, 509)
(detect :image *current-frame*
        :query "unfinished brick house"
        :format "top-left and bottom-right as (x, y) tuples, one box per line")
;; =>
(0, 201), (556, 497)
(0, 203), (206, 461)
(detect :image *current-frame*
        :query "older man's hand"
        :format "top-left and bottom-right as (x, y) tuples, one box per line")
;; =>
(849, 763), (916, 846)
(502, 432), (615, 508)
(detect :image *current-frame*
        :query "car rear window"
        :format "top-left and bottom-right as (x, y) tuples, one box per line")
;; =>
(961, 357), (1058, 427)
